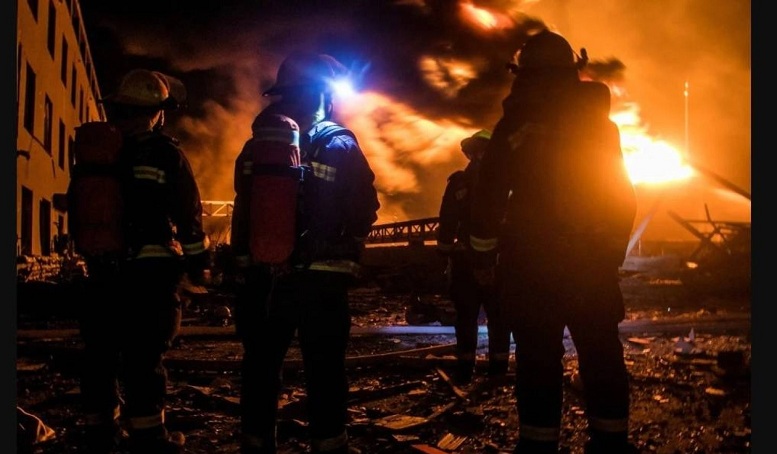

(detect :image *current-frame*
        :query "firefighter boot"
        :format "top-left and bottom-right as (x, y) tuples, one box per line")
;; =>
(83, 422), (126, 454)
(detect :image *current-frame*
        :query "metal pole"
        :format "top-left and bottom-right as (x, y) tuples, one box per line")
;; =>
(684, 80), (690, 156)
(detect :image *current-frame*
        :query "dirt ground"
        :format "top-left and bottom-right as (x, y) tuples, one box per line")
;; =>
(16, 266), (752, 454)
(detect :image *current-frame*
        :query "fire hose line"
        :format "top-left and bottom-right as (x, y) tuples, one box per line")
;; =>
(16, 313), (750, 342)
(17, 317), (748, 375)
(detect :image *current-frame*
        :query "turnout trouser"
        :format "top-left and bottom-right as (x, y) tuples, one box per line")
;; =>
(499, 235), (630, 453)
(235, 269), (352, 453)
(78, 257), (184, 441)
(449, 251), (511, 371)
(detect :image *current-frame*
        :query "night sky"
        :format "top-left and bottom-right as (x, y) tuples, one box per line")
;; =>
(77, 0), (751, 240)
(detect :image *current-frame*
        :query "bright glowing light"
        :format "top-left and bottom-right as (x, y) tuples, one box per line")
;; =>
(612, 102), (694, 185)
(331, 78), (356, 98)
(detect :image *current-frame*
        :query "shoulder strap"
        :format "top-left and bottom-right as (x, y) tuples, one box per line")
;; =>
(305, 120), (356, 159)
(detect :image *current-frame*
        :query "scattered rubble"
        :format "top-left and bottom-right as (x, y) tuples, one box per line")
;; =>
(16, 271), (751, 453)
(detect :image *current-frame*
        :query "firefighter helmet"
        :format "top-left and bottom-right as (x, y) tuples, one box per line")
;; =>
(102, 69), (180, 109)
(461, 129), (491, 159)
(264, 52), (347, 96)
(517, 29), (576, 69)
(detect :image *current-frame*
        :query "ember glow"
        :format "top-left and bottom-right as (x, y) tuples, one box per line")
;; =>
(459, 2), (512, 31)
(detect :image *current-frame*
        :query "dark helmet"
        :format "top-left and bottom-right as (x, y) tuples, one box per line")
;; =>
(461, 129), (491, 160)
(517, 29), (576, 70)
(264, 52), (347, 97)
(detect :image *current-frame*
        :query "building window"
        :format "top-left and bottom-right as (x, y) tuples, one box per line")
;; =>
(23, 63), (36, 135)
(58, 120), (66, 169)
(46, 1), (56, 58)
(39, 199), (52, 256)
(21, 187), (33, 256)
(27, 0), (38, 21)
(70, 66), (77, 106)
(60, 38), (68, 85)
(44, 95), (53, 154)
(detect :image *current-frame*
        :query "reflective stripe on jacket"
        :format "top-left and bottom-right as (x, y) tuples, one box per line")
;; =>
(122, 131), (208, 260)
(231, 114), (380, 275)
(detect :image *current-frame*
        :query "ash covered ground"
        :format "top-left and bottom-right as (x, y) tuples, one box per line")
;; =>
(16, 258), (752, 454)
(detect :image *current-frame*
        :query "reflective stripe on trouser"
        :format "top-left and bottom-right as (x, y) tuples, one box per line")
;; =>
(519, 423), (560, 443)
(128, 411), (164, 430)
(587, 414), (629, 448)
(589, 416), (629, 433)
(311, 430), (348, 452)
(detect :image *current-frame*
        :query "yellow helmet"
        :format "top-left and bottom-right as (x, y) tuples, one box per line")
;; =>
(102, 69), (179, 108)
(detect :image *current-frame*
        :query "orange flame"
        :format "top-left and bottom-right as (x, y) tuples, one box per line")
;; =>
(458, 1), (513, 32)
(611, 102), (694, 185)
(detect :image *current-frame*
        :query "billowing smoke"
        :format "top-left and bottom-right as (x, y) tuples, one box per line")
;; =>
(81, 0), (750, 240)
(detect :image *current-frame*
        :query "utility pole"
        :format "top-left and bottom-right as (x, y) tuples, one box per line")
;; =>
(684, 80), (690, 157)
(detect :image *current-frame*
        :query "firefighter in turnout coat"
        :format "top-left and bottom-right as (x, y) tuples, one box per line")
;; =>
(74, 68), (210, 454)
(232, 51), (380, 454)
(468, 30), (638, 453)
(437, 129), (511, 384)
